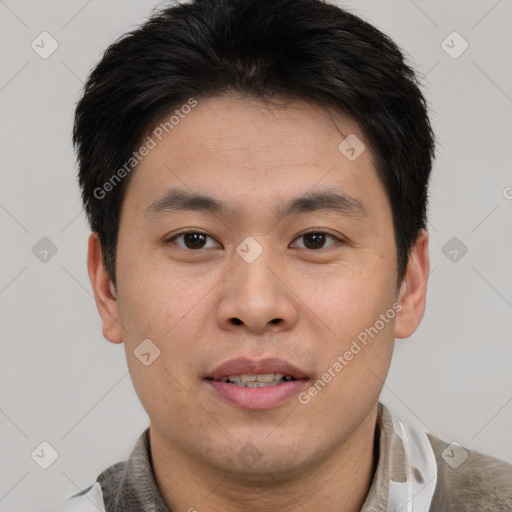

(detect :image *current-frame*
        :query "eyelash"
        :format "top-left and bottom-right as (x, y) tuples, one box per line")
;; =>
(166, 230), (343, 251)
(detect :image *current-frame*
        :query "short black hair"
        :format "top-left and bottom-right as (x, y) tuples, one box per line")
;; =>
(73, 0), (435, 289)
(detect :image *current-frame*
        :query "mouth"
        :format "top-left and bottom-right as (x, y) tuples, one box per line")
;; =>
(211, 373), (298, 388)
(205, 357), (309, 410)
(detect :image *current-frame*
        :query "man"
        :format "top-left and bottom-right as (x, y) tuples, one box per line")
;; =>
(60, 0), (512, 510)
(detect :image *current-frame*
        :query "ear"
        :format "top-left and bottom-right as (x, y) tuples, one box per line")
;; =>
(394, 229), (430, 339)
(87, 232), (123, 344)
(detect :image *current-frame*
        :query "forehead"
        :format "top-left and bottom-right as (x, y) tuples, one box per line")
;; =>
(122, 95), (389, 222)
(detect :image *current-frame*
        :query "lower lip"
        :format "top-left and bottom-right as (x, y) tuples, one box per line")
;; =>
(207, 379), (308, 410)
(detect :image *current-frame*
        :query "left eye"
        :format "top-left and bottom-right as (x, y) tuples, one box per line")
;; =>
(291, 231), (340, 250)
(168, 232), (220, 250)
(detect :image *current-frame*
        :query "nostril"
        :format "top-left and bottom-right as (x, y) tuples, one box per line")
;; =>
(231, 318), (243, 325)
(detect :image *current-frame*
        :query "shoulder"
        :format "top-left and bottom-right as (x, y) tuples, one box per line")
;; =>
(428, 434), (512, 511)
(40, 428), (155, 512)
(38, 481), (107, 512)
(47, 460), (127, 512)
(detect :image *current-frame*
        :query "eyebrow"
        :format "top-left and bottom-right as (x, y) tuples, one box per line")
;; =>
(145, 187), (367, 219)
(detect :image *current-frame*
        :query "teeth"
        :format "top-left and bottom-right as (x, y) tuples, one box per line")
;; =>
(254, 373), (281, 383)
(218, 373), (296, 387)
(243, 381), (280, 388)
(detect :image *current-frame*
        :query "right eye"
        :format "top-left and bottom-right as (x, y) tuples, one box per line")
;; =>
(167, 231), (221, 250)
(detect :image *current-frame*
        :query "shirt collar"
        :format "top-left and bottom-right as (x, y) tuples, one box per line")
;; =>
(360, 402), (408, 511)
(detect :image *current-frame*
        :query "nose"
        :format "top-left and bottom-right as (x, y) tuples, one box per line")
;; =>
(216, 248), (299, 335)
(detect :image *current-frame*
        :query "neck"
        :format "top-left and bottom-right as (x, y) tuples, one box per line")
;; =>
(151, 405), (379, 512)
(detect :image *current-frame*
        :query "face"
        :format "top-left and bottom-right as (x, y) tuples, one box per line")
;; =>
(89, 94), (428, 480)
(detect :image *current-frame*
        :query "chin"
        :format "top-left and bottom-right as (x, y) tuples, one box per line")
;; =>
(206, 437), (320, 483)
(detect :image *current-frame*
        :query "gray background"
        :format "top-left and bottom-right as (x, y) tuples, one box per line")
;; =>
(0, 0), (511, 510)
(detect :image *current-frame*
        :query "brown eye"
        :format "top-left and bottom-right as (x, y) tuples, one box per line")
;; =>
(168, 232), (220, 250)
(291, 231), (340, 250)
(183, 232), (207, 249)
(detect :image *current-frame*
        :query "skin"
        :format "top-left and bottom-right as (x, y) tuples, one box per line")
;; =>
(88, 94), (429, 512)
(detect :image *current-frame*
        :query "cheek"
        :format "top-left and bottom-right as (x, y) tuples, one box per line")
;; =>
(298, 260), (398, 409)
(302, 257), (396, 338)
(128, 356), (201, 439)
(116, 242), (214, 340)
(117, 271), (205, 421)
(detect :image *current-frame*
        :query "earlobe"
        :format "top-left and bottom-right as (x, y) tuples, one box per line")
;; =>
(394, 230), (430, 339)
(87, 233), (124, 344)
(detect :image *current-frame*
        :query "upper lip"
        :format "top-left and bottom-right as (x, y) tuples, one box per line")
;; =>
(206, 357), (309, 380)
